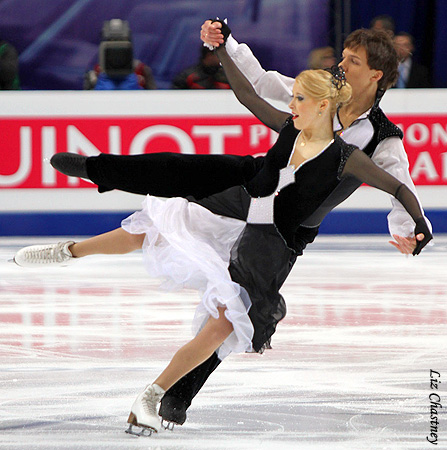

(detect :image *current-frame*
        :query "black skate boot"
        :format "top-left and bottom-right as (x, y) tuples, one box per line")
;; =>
(50, 153), (89, 179)
(158, 396), (187, 429)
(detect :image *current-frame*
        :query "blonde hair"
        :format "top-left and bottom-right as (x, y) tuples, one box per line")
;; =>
(295, 69), (352, 114)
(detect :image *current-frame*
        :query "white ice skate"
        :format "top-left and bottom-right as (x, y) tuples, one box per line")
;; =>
(14, 241), (76, 268)
(125, 384), (165, 437)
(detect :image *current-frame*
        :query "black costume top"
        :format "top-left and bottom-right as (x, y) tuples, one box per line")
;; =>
(189, 114), (429, 351)
(201, 47), (427, 246)
(194, 116), (424, 253)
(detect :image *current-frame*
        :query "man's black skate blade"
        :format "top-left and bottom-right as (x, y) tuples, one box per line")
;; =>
(125, 423), (157, 437)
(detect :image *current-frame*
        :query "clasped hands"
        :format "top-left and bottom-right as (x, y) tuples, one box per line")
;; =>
(201, 20), (225, 47)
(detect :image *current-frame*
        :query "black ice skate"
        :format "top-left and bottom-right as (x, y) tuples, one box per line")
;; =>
(158, 395), (187, 430)
(50, 153), (89, 179)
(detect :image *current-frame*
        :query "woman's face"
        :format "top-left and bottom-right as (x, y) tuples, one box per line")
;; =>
(288, 81), (321, 130)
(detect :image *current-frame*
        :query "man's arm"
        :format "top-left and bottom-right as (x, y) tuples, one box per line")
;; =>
(342, 147), (432, 255)
(200, 20), (294, 105)
(371, 136), (432, 253)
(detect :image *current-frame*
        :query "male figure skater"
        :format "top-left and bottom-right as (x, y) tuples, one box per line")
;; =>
(28, 23), (431, 426)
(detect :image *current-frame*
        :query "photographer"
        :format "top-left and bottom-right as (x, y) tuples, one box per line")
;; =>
(84, 19), (156, 90)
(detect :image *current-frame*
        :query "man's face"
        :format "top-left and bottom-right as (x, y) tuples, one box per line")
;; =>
(394, 36), (413, 61)
(339, 46), (380, 93)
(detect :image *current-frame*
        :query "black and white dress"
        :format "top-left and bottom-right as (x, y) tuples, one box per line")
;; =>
(121, 116), (424, 359)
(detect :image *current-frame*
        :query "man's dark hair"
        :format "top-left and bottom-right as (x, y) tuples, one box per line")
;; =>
(344, 28), (399, 91)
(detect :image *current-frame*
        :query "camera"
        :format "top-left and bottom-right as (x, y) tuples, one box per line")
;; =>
(99, 19), (133, 77)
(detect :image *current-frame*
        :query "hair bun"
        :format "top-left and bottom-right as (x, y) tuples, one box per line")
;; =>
(325, 65), (346, 90)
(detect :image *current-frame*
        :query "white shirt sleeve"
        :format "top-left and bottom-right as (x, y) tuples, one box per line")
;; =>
(371, 136), (432, 237)
(226, 35), (294, 105)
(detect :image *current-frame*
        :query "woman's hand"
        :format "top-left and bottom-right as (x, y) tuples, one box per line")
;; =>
(200, 20), (224, 47)
(388, 234), (417, 254)
(389, 217), (433, 255)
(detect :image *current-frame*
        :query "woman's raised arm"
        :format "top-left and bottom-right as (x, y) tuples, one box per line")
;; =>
(215, 44), (290, 133)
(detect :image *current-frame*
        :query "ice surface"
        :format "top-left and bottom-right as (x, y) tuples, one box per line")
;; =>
(0, 235), (446, 449)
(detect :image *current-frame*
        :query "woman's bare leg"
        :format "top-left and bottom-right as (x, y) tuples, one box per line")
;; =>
(70, 228), (145, 258)
(153, 307), (234, 391)
(127, 307), (234, 432)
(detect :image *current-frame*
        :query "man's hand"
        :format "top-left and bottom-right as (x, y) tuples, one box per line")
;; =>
(389, 234), (421, 254)
(200, 20), (224, 47)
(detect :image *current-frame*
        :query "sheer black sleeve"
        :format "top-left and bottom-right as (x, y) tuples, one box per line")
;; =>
(215, 46), (290, 133)
(341, 147), (432, 255)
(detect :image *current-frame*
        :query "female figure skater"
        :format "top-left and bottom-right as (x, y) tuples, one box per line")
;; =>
(35, 25), (431, 427)
(14, 31), (432, 435)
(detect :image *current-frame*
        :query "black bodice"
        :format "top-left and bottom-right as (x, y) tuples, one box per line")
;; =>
(244, 117), (356, 246)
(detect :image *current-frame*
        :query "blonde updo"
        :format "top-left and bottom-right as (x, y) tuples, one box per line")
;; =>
(295, 69), (352, 114)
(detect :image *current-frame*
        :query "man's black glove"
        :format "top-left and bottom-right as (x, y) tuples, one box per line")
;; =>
(412, 217), (433, 255)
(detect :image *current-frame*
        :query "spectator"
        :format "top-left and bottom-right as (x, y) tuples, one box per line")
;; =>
(394, 32), (431, 88)
(370, 14), (395, 38)
(307, 46), (336, 70)
(0, 39), (20, 90)
(83, 19), (156, 90)
(171, 46), (230, 89)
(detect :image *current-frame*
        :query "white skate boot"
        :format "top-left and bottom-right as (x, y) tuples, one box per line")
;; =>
(14, 241), (76, 268)
(126, 384), (165, 436)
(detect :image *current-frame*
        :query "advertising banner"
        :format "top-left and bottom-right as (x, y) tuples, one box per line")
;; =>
(1, 90), (446, 235)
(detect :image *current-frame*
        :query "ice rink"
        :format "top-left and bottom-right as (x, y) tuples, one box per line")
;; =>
(0, 235), (446, 450)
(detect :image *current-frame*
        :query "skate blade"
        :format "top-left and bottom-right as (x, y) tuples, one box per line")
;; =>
(125, 423), (156, 437)
(161, 420), (175, 431)
(125, 412), (157, 437)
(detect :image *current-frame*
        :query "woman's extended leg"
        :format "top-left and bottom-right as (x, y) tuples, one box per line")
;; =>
(14, 228), (145, 267)
(69, 228), (145, 257)
(128, 307), (234, 434)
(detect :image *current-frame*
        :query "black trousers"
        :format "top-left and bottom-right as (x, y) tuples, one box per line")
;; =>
(164, 352), (222, 406)
(85, 152), (263, 199)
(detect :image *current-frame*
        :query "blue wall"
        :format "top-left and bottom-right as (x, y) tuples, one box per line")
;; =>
(1, 210), (445, 236)
(0, 0), (330, 90)
(349, 0), (446, 87)
(1, 0), (444, 89)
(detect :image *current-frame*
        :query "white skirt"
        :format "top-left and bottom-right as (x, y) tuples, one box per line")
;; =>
(121, 195), (253, 359)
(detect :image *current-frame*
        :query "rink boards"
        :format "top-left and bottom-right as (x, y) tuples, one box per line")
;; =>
(0, 89), (446, 236)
